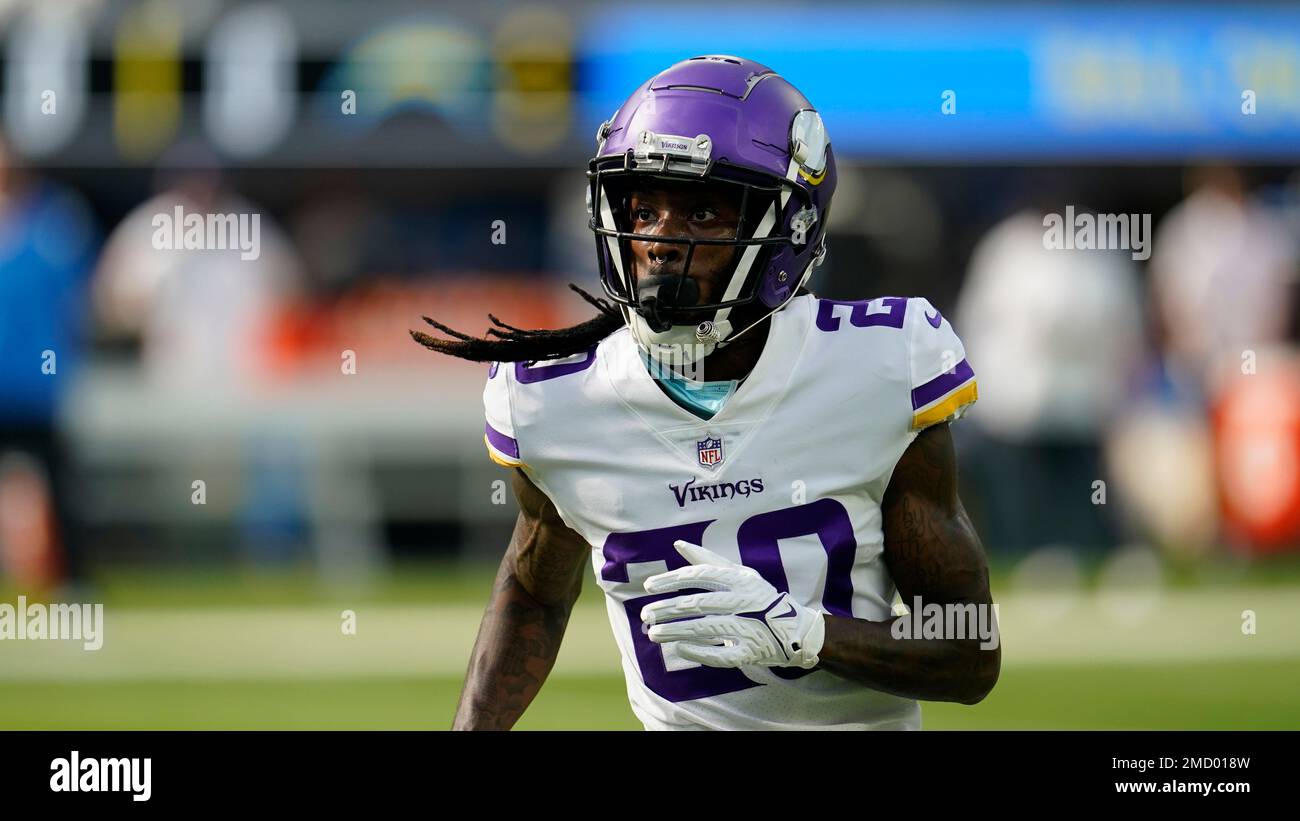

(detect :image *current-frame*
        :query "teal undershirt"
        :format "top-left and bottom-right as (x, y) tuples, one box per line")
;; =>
(638, 349), (741, 421)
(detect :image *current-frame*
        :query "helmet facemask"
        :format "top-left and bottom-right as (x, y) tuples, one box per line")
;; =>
(588, 159), (808, 371)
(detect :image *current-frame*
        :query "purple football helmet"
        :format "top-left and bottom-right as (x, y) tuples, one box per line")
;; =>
(587, 55), (836, 360)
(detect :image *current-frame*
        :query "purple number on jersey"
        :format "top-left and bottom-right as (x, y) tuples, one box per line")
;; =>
(599, 498), (858, 701)
(815, 297), (907, 332)
(736, 498), (857, 681)
(600, 519), (759, 702)
(513, 346), (598, 384)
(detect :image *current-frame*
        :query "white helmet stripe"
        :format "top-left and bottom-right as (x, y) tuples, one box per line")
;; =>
(713, 199), (776, 328)
(598, 183), (627, 292)
(713, 159), (809, 347)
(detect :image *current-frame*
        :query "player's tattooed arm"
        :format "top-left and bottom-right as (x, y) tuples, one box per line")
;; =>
(818, 422), (1000, 705)
(452, 468), (590, 730)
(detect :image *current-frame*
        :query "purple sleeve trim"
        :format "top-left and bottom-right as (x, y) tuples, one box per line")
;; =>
(485, 421), (520, 459)
(911, 359), (975, 410)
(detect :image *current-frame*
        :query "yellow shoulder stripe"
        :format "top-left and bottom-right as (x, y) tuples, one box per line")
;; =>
(911, 381), (979, 431)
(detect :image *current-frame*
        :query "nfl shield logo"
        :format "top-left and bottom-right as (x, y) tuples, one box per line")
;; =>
(697, 436), (724, 468)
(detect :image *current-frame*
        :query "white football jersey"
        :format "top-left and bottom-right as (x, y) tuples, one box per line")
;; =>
(482, 293), (977, 730)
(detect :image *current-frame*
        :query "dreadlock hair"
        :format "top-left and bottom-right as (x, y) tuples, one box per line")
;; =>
(410, 283), (625, 363)
(410, 282), (815, 364)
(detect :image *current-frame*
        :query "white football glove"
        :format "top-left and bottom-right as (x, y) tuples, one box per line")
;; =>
(640, 540), (826, 669)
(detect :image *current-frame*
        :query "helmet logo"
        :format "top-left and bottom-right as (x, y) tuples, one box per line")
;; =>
(790, 110), (829, 182)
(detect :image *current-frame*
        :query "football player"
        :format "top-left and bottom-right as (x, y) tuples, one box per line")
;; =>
(414, 55), (999, 730)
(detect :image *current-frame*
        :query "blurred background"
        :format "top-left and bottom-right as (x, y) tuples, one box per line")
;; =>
(1, 0), (1299, 729)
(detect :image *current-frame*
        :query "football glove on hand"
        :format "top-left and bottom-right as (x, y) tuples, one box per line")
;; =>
(640, 540), (826, 670)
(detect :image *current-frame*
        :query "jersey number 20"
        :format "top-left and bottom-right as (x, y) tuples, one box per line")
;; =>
(599, 498), (857, 703)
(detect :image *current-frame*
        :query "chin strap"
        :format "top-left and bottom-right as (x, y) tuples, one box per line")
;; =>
(701, 253), (819, 350)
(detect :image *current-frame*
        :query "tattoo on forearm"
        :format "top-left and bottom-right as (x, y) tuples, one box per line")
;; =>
(453, 470), (588, 730)
(884, 424), (989, 606)
(453, 565), (574, 730)
(818, 424), (999, 704)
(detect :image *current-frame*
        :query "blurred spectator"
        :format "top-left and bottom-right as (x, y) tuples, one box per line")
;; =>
(0, 136), (100, 589)
(1104, 403), (1220, 559)
(1106, 167), (1300, 558)
(91, 147), (309, 567)
(955, 208), (1144, 554)
(1150, 165), (1298, 399)
(92, 145), (304, 386)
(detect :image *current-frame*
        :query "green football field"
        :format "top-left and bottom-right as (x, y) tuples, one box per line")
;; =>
(2, 660), (1300, 730)
(2, 561), (1298, 730)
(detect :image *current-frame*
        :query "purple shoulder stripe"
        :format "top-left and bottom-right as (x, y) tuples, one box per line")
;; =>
(911, 359), (975, 410)
(485, 422), (520, 459)
(515, 347), (597, 384)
